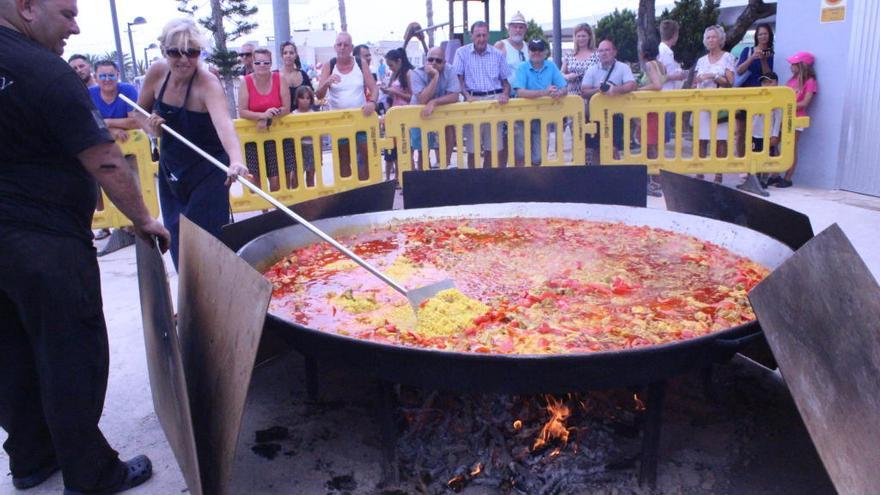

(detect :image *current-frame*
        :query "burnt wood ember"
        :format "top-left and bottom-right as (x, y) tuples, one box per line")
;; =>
(395, 388), (645, 494)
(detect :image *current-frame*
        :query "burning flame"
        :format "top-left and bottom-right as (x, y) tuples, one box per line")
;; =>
(512, 419), (523, 431)
(633, 393), (646, 411)
(532, 395), (571, 452)
(469, 462), (483, 477)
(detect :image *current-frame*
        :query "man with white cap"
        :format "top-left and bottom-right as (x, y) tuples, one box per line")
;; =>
(495, 11), (529, 87)
(495, 11), (529, 165)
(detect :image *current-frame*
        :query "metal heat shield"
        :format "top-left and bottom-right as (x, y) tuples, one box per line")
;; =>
(177, 216), (273, 495)
(749, 224), (880, 495)
(661, 170), (813, 250)
(134, 237), (203, 495)
(402, 165), (648, 209)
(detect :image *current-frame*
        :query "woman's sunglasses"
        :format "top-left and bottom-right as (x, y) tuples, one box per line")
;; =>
(165, 47), (202, 59)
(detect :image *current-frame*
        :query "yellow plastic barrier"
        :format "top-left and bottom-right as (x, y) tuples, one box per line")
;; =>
(92, 129), (160, 230)
(384, 95), (588, 179)
(231, 109), (384, 213)
(588, 86), (811, 175)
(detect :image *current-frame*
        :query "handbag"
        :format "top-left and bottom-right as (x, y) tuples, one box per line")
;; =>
(733, 48), (753, 87)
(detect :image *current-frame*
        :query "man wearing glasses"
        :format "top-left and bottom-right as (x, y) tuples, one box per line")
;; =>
(89, 60), (139, 142)
(238, 41), (255, 75)
(410, 46), (461, 169)
(512, 39), (566, 166)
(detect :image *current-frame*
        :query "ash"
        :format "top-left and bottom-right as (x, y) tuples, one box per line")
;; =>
(395, 389), (649, 495)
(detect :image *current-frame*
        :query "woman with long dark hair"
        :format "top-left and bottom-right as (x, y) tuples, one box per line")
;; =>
(734, 23), (774, 158)
(380, 48), (414, 180)
(280, 41), (312, 112)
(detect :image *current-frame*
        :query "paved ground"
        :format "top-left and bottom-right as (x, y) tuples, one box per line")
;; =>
(2, 180), (876, 494)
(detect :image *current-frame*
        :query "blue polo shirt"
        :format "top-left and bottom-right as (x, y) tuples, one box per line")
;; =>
(513, 59), (567, 91)
(88, 82), (138, 119)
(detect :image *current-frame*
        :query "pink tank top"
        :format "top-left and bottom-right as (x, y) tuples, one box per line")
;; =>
(245, 72), (283, 112)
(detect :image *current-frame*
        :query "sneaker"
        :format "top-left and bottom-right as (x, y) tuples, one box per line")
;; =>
(12, 460), (60, 489)
(63, 455), (152, 495)
(775, 178), (793, 188)
(766, 176), (783, 186)
(647, 182), (663, 197)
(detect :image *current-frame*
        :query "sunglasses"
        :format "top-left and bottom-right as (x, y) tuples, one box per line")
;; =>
(97, 73), (118, 81)
(239, 52), (253, 58)
(166, 47), (202, 59)
(426, 57), (444, 63)
(253, 61), (272, 66)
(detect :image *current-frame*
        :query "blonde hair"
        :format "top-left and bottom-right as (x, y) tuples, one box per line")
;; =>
(572, 23), (596, 55)
(702, 25), (726, 50)
(158, 18), (208, 52)
(794, 61), (817, 91)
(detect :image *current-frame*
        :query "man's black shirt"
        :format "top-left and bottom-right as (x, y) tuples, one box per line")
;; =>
(0, 26), (114, 241)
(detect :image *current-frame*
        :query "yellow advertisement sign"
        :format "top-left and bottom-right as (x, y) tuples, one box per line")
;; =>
(820, 0), (846, 23)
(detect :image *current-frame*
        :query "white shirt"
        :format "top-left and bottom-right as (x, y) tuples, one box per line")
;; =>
(658, 42), (681, 90)
(752, 108), (782, 139)
(328, 61), (366, 110)
(694, 52), (736, 89)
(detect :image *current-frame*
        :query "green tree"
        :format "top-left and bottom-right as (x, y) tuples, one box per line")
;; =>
(178, 0), (258, 114)
(658, 0), (720, 69)
(595, 9), (638, 63)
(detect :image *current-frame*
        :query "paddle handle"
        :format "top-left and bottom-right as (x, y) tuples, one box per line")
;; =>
(119, 94), (408, 296)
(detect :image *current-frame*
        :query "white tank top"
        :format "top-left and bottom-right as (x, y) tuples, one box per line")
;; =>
(328, 60), (366, 110)
(502, 39), (528, 82)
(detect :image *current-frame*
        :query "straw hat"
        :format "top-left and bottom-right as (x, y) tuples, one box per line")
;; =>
(509, 11), (527, 26)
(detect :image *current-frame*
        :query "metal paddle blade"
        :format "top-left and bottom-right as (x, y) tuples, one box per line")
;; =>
(407, 279), (456, 312)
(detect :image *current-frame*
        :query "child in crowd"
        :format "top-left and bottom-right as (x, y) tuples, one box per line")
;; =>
(768, 51), (817, 188)
(738, 72), (782, 190)
(292, 86), (317, 187)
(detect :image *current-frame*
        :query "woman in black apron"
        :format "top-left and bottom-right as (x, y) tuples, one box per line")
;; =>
(135, 19), (249, 268)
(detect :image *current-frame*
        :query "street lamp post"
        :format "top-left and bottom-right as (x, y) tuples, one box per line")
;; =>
(127, 16), (147, 78)
(108, 0), (126, 82)
(143, 43), (158, 72)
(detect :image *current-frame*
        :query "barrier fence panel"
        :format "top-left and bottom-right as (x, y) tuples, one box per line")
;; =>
(231, 109), (384, 214)
(384, 95), (587, 180)
(589, 87), (811, 175)
(92, 129), (159, 230)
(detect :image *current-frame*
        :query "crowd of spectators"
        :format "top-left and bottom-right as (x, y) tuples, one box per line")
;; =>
(69, 13), (817, 208)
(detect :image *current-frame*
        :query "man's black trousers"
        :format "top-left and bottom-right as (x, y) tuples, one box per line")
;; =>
(0, 226), (126, 491)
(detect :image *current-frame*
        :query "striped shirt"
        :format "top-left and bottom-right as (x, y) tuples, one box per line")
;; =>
(452, 44), (510, 93)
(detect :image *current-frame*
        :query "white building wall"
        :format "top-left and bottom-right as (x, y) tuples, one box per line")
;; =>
(775, 0), (852, 189)
(837, 1), (880, 197)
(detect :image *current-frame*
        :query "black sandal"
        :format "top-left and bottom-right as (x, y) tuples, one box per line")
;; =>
(63, 455), (152, 494)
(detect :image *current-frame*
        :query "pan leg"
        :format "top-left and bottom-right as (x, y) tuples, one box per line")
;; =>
(377, 380), (399, 485)
(639, 380), (666, 489)
(304, 356), (319, 402)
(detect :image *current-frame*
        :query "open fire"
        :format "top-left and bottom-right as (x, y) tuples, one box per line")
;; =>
(396, 388), (648, 494)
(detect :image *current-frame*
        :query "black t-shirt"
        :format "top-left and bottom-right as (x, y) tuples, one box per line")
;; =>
(0, 26), (113, 241)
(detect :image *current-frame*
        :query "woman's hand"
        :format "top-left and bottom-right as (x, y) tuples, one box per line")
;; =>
(225, 162), (253, 186)
(146, 113), (165, 136)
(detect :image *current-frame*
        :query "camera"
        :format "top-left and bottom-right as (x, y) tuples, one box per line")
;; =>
(600, 82), (611, 93)
(762, 49), (771, 56)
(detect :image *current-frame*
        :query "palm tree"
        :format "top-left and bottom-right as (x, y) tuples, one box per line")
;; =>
(426, 0), (435, 47)
(338, 0), (347, 32)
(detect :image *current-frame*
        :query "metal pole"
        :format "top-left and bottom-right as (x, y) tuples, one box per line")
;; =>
(272, 0), (290, 65)
(552, 0), (562, 67)
(463, 0), (469, 34)
(448, 0), (454, 38)
(127, 24), (139, 77)
(500, 0), (506, 32)
(108, 0), (127, 82)
(483, 0), (489, 27)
